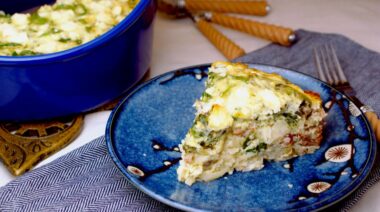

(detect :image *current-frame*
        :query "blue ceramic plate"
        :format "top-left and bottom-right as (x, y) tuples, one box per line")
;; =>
(106, 64), (376, 211)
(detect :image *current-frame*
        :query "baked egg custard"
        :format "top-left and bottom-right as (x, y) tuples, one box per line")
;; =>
(177, 62), (326, 186)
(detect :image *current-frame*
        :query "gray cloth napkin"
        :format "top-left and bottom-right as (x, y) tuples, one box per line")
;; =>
(0, 30), (379, 212)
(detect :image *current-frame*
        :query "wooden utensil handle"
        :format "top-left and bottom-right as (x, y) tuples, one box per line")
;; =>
(196, 19), (246, 60)
(185, 0), (269, 16)
(208, 12), (295, 46)
(365, 111), (380, 143)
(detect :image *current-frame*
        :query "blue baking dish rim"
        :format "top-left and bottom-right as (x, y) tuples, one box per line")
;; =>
(0, 0), (150, 64)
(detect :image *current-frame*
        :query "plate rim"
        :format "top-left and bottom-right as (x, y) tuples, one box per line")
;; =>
(105, 63), (377, 212)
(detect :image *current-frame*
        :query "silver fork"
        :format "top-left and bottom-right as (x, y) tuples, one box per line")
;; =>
(313, 44), (380, 141)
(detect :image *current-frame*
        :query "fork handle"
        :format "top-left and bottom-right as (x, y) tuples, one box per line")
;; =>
(365, 112), (380, 143)
(196, 19), (246, 60)
(205, 12), (295, 46)
(185, 0), (270, 16)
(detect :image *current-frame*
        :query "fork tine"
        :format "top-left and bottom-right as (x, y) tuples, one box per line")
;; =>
(319, 47), (334, 84)
(313, 48), (328, 82)
(324, 45), (340, 84)
(328, 44), (347, 84)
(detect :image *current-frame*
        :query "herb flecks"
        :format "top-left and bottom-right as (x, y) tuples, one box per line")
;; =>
(55, 3), (88, 16)
(283, 113), (299, 127)
(12, 50), (39, 56)
(30, 13), (48, 25)
(246, 143), (267, 153)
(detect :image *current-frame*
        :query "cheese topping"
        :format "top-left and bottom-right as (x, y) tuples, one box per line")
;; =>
(208, 105), (233, 131)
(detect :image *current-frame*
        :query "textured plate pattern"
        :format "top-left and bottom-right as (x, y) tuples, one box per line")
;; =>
(106, 64), (376, 211)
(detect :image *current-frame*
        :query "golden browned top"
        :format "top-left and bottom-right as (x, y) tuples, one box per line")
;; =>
(210, 61), (323, 108)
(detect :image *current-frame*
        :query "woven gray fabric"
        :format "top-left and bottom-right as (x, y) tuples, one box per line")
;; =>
(0, 136), (176, 212)
(0, 30), (379, 211)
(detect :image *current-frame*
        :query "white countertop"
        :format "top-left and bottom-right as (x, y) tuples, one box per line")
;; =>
(1, 0), (380, 211)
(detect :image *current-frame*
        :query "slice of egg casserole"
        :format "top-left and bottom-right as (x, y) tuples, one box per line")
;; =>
(177, 62), (326, 186)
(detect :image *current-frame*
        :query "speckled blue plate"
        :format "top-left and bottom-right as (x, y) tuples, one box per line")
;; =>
(105, 64), (376, 211)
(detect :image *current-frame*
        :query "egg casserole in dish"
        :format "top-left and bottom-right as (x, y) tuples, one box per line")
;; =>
(177, 62), (326, 186)
(0, 0), (139, 56)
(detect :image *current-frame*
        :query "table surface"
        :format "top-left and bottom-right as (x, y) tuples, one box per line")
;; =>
(1, 0), (380, 211)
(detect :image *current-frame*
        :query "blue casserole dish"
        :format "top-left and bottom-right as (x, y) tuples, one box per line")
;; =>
(0, 0), (156, 121)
